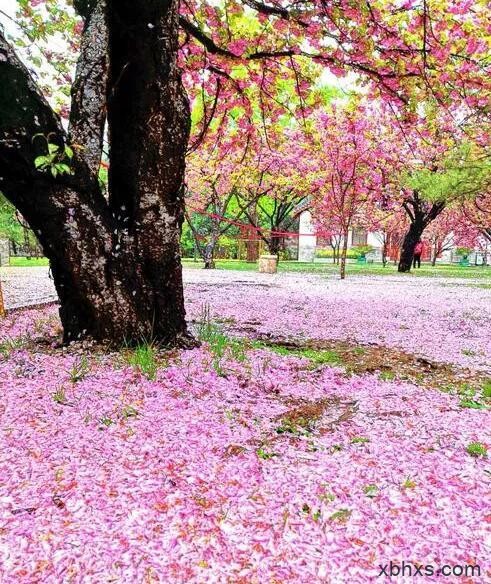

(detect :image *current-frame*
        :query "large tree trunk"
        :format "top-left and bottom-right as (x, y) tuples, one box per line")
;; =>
(0, 1), (193, 346)
(106, 0), (191, 344)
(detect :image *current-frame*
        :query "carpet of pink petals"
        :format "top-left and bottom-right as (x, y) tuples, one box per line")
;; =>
(0, 269), (489, 582)
(184, 269), (491, 373)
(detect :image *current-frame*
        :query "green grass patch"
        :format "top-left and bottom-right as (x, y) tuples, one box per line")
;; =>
(402, 477), (417, 489)
(363, 484), (379, 498)
(126, 342), (158, 380)
(350, 436), (370, 444)
(196, 304), (248, 375)
(52, 386), (67, 405)
(482, 380), (491, 400)
(182, 258), (491, 280)
(256, 447), (278, 460)
(466, 442), (488, 458)
(121, 405), (139, 419)
(69, 355), (90, 383)
(459, 399), (489, 410)
(0, 336), (27, 357)
(260, 343), (342, 367)
(8, 256), (49, 267)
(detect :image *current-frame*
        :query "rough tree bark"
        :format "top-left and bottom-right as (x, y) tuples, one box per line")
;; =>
(0, 0), (193, 346)
(431, 240), (439, 266)
(398, 192), (445, 272)
(69, 0), (108, 180)
(246, 205), (259, 262)
(268, 234), (283, 256)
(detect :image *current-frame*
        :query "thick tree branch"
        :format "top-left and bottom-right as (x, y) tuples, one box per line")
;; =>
(0, 30), (151, 342)
(69, 0), (108, 180)
(179, 16), (295, 60)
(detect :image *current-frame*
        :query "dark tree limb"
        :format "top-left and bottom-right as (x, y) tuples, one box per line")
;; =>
(398, 191), (445, 272)
(69, 0), (108, 180)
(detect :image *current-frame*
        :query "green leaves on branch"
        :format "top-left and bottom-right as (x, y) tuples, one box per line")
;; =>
(33, 134), (74, 178)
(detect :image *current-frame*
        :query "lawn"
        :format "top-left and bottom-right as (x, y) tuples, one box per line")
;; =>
(8, 257), (50, 267)
(0, 271), (489, 582)
(6, 256), (491, 280)
(182, 258), (491, 279)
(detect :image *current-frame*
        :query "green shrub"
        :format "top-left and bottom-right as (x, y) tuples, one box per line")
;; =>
(316, 248), (358, 259)
(456, 247), (472, 258)
(351, 244), (375, 258)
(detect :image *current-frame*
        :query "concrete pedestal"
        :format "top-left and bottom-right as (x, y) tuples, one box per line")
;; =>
(258, 255), (278, 274)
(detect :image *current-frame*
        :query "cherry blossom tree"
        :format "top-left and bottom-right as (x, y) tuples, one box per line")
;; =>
(185, 137), (268, 268)
(397, 136), (490, 272)
(309, 103), (395, 278)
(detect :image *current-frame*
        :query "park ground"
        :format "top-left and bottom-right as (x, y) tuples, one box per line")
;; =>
(0, 264), (489, 582)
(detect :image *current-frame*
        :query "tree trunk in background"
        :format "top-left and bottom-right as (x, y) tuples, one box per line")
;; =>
(398, 193), (445, 273)
(0, 1), (193, 346)
(398, 220), (424, 273)
(340, 229), (349, 279)
(381, 238), (388, 266)
(431, 241), (438, 266)
(246, 239), (259, 262)
(268, 235), (282, 257)
(246, 206), (259, 262)
(203, 238), (217, 269)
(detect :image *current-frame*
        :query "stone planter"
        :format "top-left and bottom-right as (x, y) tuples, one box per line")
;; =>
(258, 255), (278, 274)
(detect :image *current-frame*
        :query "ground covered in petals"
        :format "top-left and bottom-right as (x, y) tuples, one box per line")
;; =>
(184, 269), (491, 373)
(0, 269), (490, 582)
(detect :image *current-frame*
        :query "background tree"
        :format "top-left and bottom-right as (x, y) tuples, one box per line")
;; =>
(236, 134), (310, 257)
(309, 102), (394, 279)
(397, 139), (490, 272)
(185, 140), (261, 268)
